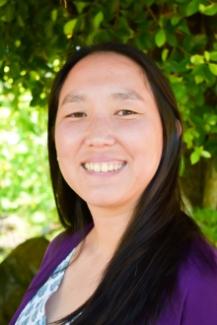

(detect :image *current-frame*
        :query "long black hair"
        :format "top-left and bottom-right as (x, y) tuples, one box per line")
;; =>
(47, 43), (213, 324)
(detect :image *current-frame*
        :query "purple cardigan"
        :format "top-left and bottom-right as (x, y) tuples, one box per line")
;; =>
(10, 223), (217, 325)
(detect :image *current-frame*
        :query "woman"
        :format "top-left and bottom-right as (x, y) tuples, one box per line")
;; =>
(11, 43), (217, 324)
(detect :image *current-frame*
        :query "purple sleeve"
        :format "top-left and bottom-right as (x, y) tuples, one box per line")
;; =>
(9, 223), (93, 325)
(180, 262), (217, 325)
(9, 232), (67, 325)
(158, 244), (217, 325)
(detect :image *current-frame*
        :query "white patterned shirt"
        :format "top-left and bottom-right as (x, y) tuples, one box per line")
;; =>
(15, 247), (82, 324)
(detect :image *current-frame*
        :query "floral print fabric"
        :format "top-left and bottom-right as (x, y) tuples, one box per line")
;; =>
(15, 248), (77, 325)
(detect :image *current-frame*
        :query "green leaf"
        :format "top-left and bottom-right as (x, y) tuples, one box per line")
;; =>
(199, 3), (217, 16)
(185, 1), (199, 17)
(190, 147), (203, 164)
(93, 11), (104, 29)
(210, 51), (217, 62)
(183, 132), (193, 148)
(190, 151), (200, 165)
(114, 16), (134, 42)
(183, 128), (198, 149)
(166, 32), (177, 47)
(201, 150), (211, 159)
(207, 115), (217, 126)
(75, 1), (89, 14)
(209, 63), (217, 76)
(194, 75), (204, 84)
(171, 16), (181, 26)
(155, 29), (166, 47)
(63, 19), (77, 36)
(179, 156), (185, 176)
(0, 0), (7, 7)
(0, 4), (14, 22)
(190, 54), (204, 65)
(51, 9), (58, 22)
(204, 51), (210, 62)
(161, 48), (169, 62)
(15, 39), (21, 47)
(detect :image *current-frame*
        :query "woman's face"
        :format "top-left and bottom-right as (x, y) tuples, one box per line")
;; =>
(55, 52), (163, 214)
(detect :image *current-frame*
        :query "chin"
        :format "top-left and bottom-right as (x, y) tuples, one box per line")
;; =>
(85, 196), (126, 209)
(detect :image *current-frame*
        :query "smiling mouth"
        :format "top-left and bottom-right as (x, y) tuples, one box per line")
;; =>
(81, 161), (127, 173)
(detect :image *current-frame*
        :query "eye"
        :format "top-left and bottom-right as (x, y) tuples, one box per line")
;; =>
(116, 109), (138, 116)
(65, 111), (87, 119)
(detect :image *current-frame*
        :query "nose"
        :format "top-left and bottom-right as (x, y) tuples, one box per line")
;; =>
(84, 116), (116, 148)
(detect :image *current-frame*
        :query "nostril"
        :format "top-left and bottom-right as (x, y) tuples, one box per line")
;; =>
(84, 135), (116, 147)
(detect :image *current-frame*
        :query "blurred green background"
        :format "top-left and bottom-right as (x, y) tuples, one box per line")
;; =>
(0, 0), (217, 262)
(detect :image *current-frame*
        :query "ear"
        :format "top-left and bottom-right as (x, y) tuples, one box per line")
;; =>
(175, 119), (182, 137)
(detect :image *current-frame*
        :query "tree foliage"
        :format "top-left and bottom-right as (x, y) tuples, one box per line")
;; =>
(0, 0), (217, 250)
(1, 0), (216, 160)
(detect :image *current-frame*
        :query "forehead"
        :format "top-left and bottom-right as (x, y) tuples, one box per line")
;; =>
(72, 52), (144, 74)
(60, 52), (149, 93)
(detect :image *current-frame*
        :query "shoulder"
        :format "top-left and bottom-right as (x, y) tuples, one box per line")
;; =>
(158, 237), (217, 325)
(9, 231), (75, 325)
(40, 230), (73, 264)
(40, 222), (94, 267)
(178, 238), (217, 325)
(9, 223), (94, 325)
(180, 237), (217, 292)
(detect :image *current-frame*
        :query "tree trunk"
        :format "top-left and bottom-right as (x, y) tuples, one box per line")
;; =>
(203, 157), (217, 209)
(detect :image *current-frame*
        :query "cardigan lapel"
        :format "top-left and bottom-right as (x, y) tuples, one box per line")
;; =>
(10, 222), (93, 325)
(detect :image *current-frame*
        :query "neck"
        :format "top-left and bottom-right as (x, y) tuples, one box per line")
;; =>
(84, 205), (134, 260)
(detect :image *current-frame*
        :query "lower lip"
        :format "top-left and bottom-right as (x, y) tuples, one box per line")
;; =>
(81, 163), (127, 176)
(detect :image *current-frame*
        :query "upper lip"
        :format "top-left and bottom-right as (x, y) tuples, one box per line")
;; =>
(81, 157), (127, 164)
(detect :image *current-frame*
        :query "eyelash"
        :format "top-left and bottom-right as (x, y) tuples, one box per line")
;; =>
(66, 112), (87, 118)
(116, 109), (137, 116)
(65, 109), (138, 119)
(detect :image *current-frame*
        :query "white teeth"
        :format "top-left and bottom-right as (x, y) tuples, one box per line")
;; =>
(83, 162), (125, 173)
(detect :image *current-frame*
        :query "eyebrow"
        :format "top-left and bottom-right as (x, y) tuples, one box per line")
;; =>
(111, 90), (144, 102)
(60, 89), (144, 106)
(61, 94), (86, 106)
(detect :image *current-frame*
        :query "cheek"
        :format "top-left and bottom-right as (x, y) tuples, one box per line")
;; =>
(54, 127), (78, 187)
(125, 118), (163, 151)
(54, 122), (81, 156)
(146, 128), (163, 169)
(127, 119), (163, 174)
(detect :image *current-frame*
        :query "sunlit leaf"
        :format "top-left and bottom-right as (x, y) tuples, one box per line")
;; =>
(161, 48), (169, 62)
(155, 29), (166, 47)
(51, 9), (58, 22)
(0, 0), (7, 7)
(93, 11), (104, 29)
(63, 19), (77, 36)
(185, 0), (199, 17)
(190, 54), (204, 64)
(204, 51), (210, 62)
(75, 1), (89, 14)
(210, 51), (217, 62)
(201, 150), (211, 159)
(209, 63), (217, 76)
(199, 3), (217, 16)
(190, 147), (203, 164)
